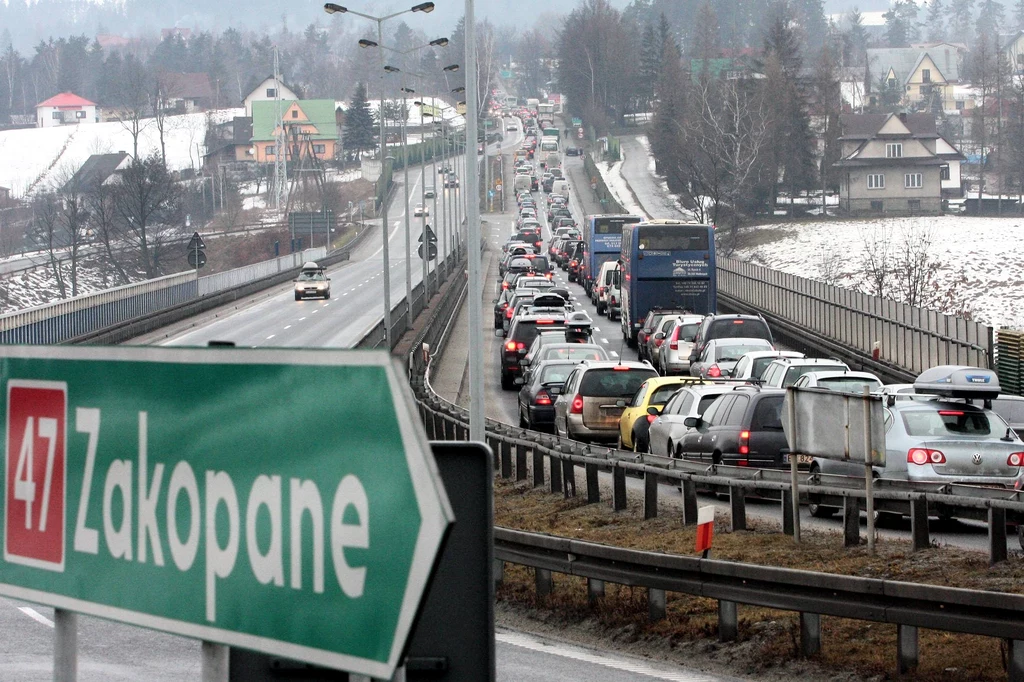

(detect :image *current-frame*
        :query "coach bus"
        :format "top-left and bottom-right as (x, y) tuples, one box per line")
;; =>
(580, 214), (643, 299)
(618, 220), (717, 346)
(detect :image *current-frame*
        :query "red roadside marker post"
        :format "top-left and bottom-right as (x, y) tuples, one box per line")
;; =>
(695, 505), (715, 558)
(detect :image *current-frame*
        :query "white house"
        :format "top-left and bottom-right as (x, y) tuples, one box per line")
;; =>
(36, 92), (99, 128)
(243, 77), (299, 117)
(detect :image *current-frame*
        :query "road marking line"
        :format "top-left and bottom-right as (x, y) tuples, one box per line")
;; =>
(496, 632), (717, 681)
(601, 338), (609, 344)
(312, 309), (319, 314)
(284, 325), (292, 330)
(299, 317), (307, 321)
(19, 607), (54, 628)
(611, 351), (620, 358)
(266, 335), (275, 340)
(594, 326), (601, 332)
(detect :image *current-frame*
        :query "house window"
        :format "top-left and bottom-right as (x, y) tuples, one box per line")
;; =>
(266, 88), (277, 98)
(52, 112), (60, 119)
(887, 77), (896, 89)
(313, 144), (326, 154)
(922, 68), (931, 83)
(886, 143), (903, 158)
(940, 165), (950, 181)
(905, 173), (923, 189)
(908, 199), (921, 212)
(956, 100), (965, 110)
(266, 145), (276, 155)
(870, 200), (884, 212)
(291, 110), (298, 118)
(75, 110), (85, 119)
(868, 174), (885, 189)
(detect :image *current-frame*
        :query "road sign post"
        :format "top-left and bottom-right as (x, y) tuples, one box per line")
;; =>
(187, 232), (207, 270)
(0, 346), (453, 679)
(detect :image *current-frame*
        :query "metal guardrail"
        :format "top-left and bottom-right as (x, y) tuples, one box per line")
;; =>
(717, 256), (994, 377)
(198, 246), (326, 296)
(493, 527), (1024, 678)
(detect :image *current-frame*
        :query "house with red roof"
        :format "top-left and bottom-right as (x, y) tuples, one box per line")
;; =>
(36, 92), (99, 128)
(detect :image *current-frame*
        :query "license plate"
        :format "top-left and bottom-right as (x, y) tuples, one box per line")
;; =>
(784, 454), (813, 464)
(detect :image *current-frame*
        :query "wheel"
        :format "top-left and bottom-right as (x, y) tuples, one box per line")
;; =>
(294, 293), (301, 301)
(666, 440), (674, 458)
(501, 371), (514, 390)
(807, 465), (836, 518)
(596, 303), (606, 316)
(632, 432), (646, 453)
(519, 411), (528, 428)
(324, 291), (331, 299)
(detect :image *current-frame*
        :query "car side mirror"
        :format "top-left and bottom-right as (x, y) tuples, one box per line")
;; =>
(653, 332), (665, 341)
(327, 278), (332, 281)
(646, 406), (661, 415)
(683, 416), (700, 428)
(493, 329), (503, 337)
(615, 399), (626, 408)
(688, 353), (698, 363)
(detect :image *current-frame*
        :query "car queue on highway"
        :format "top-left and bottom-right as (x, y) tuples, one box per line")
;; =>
(490, 106), (1024, 526)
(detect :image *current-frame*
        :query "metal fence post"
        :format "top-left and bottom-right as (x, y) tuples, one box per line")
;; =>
(1010, 640), (1024, 682)
(718, 600), (738, 642)
(989, 506), (1008, 565)
(550, 454), (563, 494)
(586, 463), (600, 504)
(681, 479), (698, 525)
(644, 471), (658, 519)
(515, 443), (527, 481)
(493, 559), (504, 588)
(588, 578), (605, 603)
(533, 449), (545, 487)
(843, 496), (860, 547)
(54, 609), (77, 682)
(799, 612), (821, 657)
(910, 496), (930, 551)
(648, 588), (666, 622)
(612, 465), (627, 511)
(729, 485), (746, 532)
(782, 489), (794, 536)
(500, 441), (512, 479)
(535, 568), (553, 597)
(897, 624), (918, 674)
(562, 459), (576, 498)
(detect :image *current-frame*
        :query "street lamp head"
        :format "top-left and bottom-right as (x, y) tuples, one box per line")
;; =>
(358, 38), (378, 48)
(430, 37), (449, 47)
(443, 64), (460, 72)
(411, 2), (435, 12)
(324, 3), (347, 14)
(384, 65), (401, 73)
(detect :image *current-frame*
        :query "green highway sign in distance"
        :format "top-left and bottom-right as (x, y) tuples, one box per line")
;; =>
(0, 346), (453, 679)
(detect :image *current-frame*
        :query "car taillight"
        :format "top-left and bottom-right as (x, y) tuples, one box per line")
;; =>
(545, 272), (553, 279)
(502, 282), (509, 289)
(570, 394), (584, 414)
(908, 448), (945, 465)
(738, 430), (750, 455)
(668, 339), (677, 350)
(646, 414), (657, 424)
(655, 338), (664, 347)
(1009, 453), (1024, 466)
(535, 390), (552, 406)
(505, 341), (517, 351)
(597, 286), (605, 295)
(506, 307), (514, 319)
(609, 296), (617, 305)
(707, 365), (722, 378)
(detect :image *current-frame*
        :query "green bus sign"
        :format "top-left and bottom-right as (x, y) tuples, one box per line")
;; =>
(0, 346), (452, 679)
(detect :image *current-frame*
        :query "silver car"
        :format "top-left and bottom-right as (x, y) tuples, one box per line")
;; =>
(689, 338), (773, 378)
(731, 351), (804, 382)
(648, 384), (744, 457)
(792, 370), (883, 394)
(553, 361), (658, 443)
(658, 315), (704, 376)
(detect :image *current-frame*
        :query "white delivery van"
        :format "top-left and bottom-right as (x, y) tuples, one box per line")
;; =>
(595, 260), (621, 318)
(550, 179), (569, 197)
(513, 173), (532, 193)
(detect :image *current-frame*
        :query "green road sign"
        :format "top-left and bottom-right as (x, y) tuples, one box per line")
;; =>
(0, 346), (452, 679)
(571, 117), (582, 126)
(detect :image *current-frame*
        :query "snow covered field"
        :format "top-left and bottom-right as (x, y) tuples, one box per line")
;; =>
(733, 216), (1024, 329)
(0, 108), (243, 197)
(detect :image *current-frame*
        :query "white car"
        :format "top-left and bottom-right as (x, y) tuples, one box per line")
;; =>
(648, 385), (745, 457)
(689, 338), (774, 378)
(791, 370), (883, 394)
(731, 351), (805, 382)
(759, 357), (851, 388)
(414, 204), (429, 217)
(293, 262), (331, 300)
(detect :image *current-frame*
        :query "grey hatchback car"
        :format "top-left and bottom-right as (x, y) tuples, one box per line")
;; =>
(553, 361), (658, 443)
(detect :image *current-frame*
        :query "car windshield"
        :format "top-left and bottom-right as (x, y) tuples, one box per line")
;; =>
(818, 377), (883, 393)
(580, 368), (658, 398)
(297, 271), (325, 281)
(900, 409), (998, 437)
(782, 365), (847, 387)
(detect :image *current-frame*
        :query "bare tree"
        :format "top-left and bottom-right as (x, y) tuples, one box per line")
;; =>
(113, 155), (183, 278)
(114, 55), (152, 160)
(87, 184), (131, 285)
(893, 221), (940, 308)
(51, 166), (89, 297)
(31, 194), (67, 299)
(859, 222), (895, 297)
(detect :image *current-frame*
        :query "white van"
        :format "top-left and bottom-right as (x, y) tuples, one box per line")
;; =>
(550, 179), (569, 198)
(513, 173), (532, 193)
(595, 260), (621, 318)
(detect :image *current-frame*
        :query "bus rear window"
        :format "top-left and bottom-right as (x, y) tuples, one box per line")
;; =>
(637, 226), (710, 251)
(595, 217), (641, 234)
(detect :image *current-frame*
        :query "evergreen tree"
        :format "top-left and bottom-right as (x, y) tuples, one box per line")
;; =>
(925, 0), (946, 42)
(845, 8), (868, 66)
(883, 0), (919, 47)
(639, 22), (659, 108)
(650, 38), (686, 192)
(343, 82), (376, 157)
(1017, 0), (1024, 30)
(975, 0), (1006, 46)
(946, 0), (975, 48)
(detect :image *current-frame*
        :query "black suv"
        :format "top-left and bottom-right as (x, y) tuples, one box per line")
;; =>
(677, 387), (788, 467)
(499, 313), (568, 390)
(688, 314), (773, 365)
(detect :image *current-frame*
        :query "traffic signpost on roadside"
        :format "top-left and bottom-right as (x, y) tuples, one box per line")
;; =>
(187, 232), (206, 270)
(0, 346), (453, 679)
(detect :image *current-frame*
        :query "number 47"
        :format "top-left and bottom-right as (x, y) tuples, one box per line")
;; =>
(13, 416), (59, 532)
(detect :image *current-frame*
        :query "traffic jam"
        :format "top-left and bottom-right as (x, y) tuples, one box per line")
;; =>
(491, 105), (1024, 528)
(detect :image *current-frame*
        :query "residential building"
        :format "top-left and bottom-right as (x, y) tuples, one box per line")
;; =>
(243, 77), (300, 116)
(866, 47), (963, 112)
(1002, 31), (1024, 75)
(834, 112), (965, 215)
(157, 72), (215, 113)
(36, 92), (99, 128)
(64, 153), (131, 193)
(250, 100), (339, 164)
(688, 54), (764, 81)
(203, 116), (255, 168)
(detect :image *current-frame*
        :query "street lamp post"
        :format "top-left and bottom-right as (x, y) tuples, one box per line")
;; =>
(324, 0), (436, 351)
(464, 0), (485, 441)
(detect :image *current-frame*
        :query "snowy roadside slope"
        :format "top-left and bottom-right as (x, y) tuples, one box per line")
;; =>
(733, 216), (1024, 329)
(0, 108), (243, 197)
